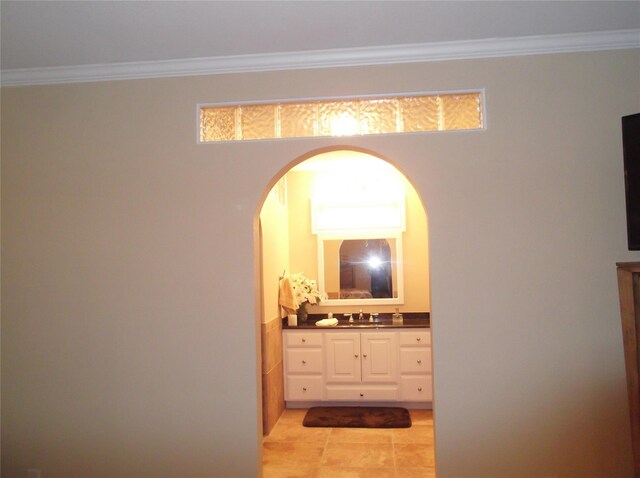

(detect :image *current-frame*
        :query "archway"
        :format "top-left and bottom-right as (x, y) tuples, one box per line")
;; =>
(254, 146), (433, 471)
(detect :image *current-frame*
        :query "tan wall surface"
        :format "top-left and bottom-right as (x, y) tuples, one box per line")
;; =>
(2, 49), (639, 477)
(323, 238), (341, 294)
(402, 176), (430, 311)
(286, 171), (317, 284)
(260, 180), (290, 323)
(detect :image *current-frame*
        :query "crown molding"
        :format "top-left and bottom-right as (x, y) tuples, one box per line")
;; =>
(2, 29), (638, 87)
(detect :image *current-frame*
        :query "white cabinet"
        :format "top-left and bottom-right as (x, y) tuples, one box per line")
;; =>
(283, 331), (324, 401)
(283, 328), (432, 405)
(324, 331), (398, 401)
(324, 332), (361, 383)
(361, 332), (398, 383)
(398, 330), (433, 402)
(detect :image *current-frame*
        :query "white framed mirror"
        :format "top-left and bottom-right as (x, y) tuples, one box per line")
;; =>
(317, 232), (404, 306)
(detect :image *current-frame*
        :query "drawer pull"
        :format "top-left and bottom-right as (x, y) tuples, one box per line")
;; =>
(416, 337), (421, 342)
(417, 359), (422, 364)
(360, 393), (364, 397)
(301, 338), (306, 343)
(302, 360), (306, 364)
(418, 387), (423, 392)
(302, 387), (307, 392)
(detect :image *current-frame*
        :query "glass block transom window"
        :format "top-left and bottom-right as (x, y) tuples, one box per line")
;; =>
(199, 91), (483, 143)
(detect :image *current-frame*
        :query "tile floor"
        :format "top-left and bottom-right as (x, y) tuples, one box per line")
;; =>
(262, 408), (435, 478)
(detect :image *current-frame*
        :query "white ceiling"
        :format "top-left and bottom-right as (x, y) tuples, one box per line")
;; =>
(1, 0), (639, 85)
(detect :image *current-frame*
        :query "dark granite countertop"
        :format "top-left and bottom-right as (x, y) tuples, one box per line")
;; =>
(282, 312), (430, 329)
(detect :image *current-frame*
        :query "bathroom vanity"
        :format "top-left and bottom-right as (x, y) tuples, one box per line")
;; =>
(282, 316), (432, 408)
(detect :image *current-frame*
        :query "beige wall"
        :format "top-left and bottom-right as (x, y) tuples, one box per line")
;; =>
(286, 170), (317, 284)
(402, 175), (430, 311)
(260, 178), (290, 323)
(2, 49), (639, 477)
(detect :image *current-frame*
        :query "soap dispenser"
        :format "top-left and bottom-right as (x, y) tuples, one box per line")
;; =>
(392, 308), (403, 324)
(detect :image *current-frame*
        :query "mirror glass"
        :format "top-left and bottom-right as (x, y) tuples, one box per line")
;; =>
(318, 234), (403, 305)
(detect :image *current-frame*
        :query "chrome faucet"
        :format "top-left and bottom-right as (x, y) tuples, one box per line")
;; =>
(358, 309), (363, 321)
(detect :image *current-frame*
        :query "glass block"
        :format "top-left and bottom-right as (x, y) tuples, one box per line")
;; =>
(240, 104), (276, 140)
(441, 93), (482, 130)
(200, 107), (237, 142)
(398, 96), (439, 132)
(280, 103), (317, 138)
(200, 91), (482, 142)
(359, 99), (399, 135)
(317, 101), (359, 137)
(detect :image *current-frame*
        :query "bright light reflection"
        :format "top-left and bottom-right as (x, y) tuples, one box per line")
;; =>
(368, 256), (382, 269)
(330, 114), (358, 137)
(312, 167), (403, 202)
(306, 152), (407, 231)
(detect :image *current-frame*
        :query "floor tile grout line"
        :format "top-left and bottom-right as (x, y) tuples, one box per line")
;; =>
(391, 426), (398, 477)
(318, 426), (332, 468)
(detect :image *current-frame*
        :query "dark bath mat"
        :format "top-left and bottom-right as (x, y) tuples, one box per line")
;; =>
(303, 406), (411, 428)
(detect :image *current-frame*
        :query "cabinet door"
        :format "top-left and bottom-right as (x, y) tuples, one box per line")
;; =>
(400, 376), (433, 401)
(284, 332), (323, 347)
(399, 348), (431, 374)
(286, 349), (323, 374)
(399, 330), (431, 346)
(286, 376), (323, 401)
(361, 332), (398, 383)
(325, 332), (361, 383)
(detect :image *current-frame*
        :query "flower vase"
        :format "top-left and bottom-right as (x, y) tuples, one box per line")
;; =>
(297, 302), (308, 322)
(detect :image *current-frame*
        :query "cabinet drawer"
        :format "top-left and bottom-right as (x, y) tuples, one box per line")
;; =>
(399, 330), (431, 346)
(286, 349), (323, 374)
(286, 376), (323, 401)
(399, 349), (432, 373)
(325, 385), (398, 401)
(400, 376), (433, 402)
(285, 332), (323, 347)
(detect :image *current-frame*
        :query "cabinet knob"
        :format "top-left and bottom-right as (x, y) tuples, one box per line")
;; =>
(416, 337), (421, 342)
(302, 338), (306, 343)
(417, 359), (422, 364)
(360, 393), (364, 397)
(302, 387), (307, 392)
(418, 387), (423, 392)
(363, 354), (367, 358)
(354, 354), (359, 358)
(302, 360), (306, 364)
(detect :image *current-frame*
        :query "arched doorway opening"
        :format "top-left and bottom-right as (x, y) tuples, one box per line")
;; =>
(254, 146), (433, 472)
